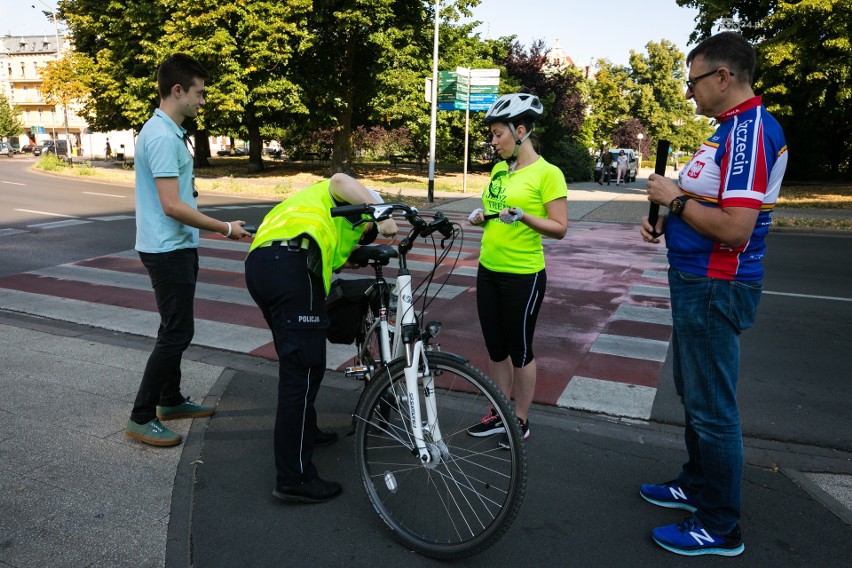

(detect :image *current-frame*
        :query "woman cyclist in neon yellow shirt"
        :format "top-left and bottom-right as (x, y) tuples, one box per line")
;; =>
(466, 93), (568, 448)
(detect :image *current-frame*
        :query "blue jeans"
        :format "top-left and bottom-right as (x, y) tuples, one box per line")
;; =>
(668, 269), (762, 533)
(131, 248), (199, 424)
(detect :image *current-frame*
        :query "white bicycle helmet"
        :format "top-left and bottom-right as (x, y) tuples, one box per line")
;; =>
(483, 93), (543, 160)
(482, 93), (543, 126)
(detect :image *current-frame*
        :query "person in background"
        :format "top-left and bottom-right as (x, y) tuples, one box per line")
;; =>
(615, 149), (629, 185)
(466, 93), (568, 449)
(126, 53), (251, 447)
(599, 147), (613, 185)
(640, 31), (787, 557)
(245, 174), (397, 504)
(105, 138), (112, 159)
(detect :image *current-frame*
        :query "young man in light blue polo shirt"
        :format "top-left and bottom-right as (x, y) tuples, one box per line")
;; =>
(126, 53), (252, 447)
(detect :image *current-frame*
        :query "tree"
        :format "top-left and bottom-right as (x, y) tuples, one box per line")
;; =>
(162, 0), (312, 171)
(676, 0), (852, 179)
(499, 40), (591, 179)
(40, 51), (93, 155)
(628, 40), (713, 156)
(62, 0), (313, 171)
(60, 0), (171, 132)
(589, 60), (633, 148)
(0, 94), (25, 142)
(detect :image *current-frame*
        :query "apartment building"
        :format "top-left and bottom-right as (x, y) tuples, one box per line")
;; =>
(0, 33), (134, 158)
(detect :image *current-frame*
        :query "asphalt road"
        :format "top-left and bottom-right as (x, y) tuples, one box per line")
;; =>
(0, 157), (274, 276)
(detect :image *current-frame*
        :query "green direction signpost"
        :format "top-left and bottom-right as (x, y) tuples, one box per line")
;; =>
(436, 67), (500, 191)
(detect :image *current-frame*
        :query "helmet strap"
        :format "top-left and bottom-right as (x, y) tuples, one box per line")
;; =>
(507, 122), (532, 166)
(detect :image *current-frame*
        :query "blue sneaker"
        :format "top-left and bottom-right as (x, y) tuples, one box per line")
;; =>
(652, 516), (744, 557)
(640, 480), (697, 512)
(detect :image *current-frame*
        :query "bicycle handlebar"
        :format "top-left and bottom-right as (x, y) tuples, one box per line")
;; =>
(329, 203), (373, 218)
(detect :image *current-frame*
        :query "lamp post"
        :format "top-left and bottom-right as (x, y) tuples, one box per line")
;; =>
(33, 1), (71, 161)
(32, 1), (60, 55)
(636, 132), (644, 161)
(426, 0), (440, 203)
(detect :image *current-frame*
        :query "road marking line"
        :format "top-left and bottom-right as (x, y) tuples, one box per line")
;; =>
(2, 180), (25, 186)
(89, 215), (135, 221)
(15, 208), (76, 218)
(764, 290), (852, 303)
(0, 228), (27, 236)
(558, 376), (656, 420)
(0, 288), (271, 354)
(630, 284), (670, 298)
(83, 192), (125, 198)
(613, 304), (672, 326)
(27, 219), (92, 229)
(590, 334), (669, 362)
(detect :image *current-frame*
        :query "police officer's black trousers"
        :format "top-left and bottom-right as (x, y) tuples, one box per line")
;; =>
(245, 244), (330, 486)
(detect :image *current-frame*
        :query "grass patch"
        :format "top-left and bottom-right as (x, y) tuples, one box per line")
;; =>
(778, 184), (852, 209)
(773, 216), (852, 231)
(74, 161), (96, 176)
(35, 154), (70, 172)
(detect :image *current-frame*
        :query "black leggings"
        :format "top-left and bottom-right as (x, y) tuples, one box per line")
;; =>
(476, 265), (546, 368)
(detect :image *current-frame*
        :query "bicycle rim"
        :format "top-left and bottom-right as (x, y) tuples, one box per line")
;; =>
(354, 352), (526, 559)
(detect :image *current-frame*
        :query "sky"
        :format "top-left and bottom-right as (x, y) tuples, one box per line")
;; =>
(464, 0), (703, 67)
(3, 0), (704, 67)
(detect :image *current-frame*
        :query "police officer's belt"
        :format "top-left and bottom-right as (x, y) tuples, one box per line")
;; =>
(256, 237), (312, 251)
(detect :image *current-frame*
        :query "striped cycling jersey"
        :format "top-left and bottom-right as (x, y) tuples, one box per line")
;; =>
(665, 96), (788, 281)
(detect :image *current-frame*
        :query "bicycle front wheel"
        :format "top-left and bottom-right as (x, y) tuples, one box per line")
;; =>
(353, 351), (526, 559)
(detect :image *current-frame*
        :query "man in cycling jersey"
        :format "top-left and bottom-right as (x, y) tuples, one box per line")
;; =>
(640, 32), (788, 557)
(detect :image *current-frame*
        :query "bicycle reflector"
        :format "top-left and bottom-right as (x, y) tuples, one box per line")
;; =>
(425, 321), (442, 340)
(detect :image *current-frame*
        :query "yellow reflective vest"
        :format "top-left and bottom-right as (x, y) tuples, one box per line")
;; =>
(249, 180), (367, 293)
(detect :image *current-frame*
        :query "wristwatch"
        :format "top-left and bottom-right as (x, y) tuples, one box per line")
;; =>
(669, 195), (692, 216)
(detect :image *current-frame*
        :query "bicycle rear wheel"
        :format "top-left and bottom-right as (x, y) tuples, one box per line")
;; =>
(353, 351), (526, 559)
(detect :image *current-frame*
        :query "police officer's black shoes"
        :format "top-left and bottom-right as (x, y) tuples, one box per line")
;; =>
(273, 478), (343, 503)
(315, 428), (339, 447)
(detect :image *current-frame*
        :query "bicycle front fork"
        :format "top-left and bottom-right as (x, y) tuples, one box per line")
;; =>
(403, 341), (446, 466)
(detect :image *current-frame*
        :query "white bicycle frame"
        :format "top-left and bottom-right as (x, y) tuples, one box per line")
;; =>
(369, 253), (446, 465)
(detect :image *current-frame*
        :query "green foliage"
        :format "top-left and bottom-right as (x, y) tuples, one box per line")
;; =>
(0, 94), (25, 139)
(35, 154), (69, 171)
(676, 0), (852, 179)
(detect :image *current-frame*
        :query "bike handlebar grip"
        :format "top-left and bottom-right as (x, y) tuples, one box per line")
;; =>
(242, 225), (258, 235)
(648, 139), (670, 236)
(330, 203), (372, 218)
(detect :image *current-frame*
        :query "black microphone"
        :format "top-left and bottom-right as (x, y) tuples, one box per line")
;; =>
(648, 139), (671, 237)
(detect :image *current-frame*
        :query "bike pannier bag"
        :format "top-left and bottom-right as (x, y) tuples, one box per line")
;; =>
(325, 279), (371, 344)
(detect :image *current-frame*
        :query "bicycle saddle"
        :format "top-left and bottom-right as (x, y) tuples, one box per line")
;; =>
(350, 244), (399, 267)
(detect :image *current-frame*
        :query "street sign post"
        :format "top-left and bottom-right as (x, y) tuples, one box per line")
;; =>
(434, 68), (500, 192)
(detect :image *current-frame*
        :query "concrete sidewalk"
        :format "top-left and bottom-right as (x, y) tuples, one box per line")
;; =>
(0, 312), (850, 567)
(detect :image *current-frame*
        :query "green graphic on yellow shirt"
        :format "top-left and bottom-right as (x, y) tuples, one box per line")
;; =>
(484, 170), (508, 213)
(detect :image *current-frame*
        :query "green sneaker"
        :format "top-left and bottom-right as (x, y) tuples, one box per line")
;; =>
(156, 397), (215, 421)
(125, 418), (182, 447)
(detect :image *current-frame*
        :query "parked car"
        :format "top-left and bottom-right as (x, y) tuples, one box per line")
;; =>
(20, 144), (35, 153)
(594, 148), (638, 183)
(217, 147), (247, 156)
(0, 142), (11, 157)
(33, 145), (43, 156)
(41, 139), (69, 156)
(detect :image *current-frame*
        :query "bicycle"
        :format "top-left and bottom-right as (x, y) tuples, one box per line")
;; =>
(327, 202), (527, 559)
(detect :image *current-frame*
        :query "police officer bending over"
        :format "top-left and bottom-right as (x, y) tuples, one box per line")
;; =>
(245, 173), (398, 503)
